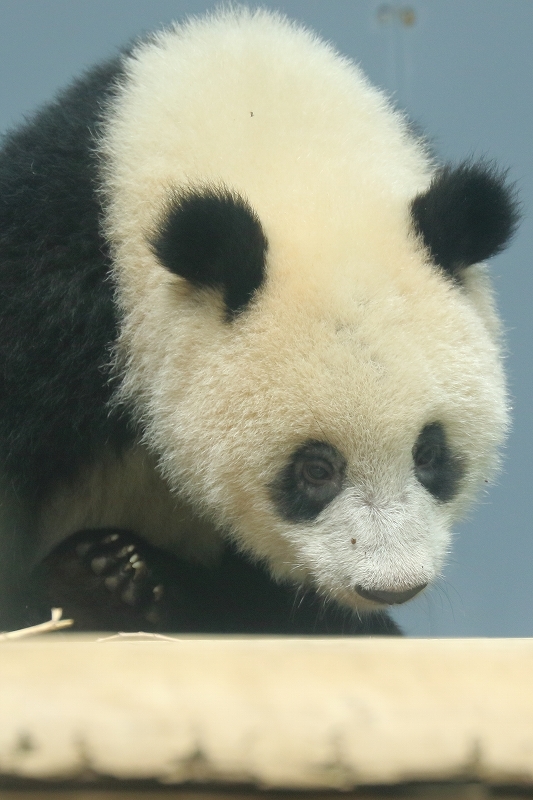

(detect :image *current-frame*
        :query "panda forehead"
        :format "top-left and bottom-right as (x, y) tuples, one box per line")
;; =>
(144, 167), (439, 325)
(224, 294), (483, 409)
(217, 272), (506, 454)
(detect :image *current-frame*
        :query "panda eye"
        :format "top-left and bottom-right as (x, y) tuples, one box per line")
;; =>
(413, 442), (440, 469)
(413, 422), (465, 502)
(300, 458), (335, 486)
(270, 440), (346, 522)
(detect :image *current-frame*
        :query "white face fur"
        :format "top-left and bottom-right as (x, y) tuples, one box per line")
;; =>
(99, 8), (512, 611)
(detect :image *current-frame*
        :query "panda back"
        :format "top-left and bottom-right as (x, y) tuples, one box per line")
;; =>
(0, 57), (132, 500)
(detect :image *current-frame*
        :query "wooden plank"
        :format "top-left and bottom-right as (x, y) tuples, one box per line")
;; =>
(0, 787), (529, 800)
(0, 637), (532, 790)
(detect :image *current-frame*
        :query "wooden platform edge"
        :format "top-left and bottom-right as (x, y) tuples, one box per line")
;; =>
(0, 636), (532, 791)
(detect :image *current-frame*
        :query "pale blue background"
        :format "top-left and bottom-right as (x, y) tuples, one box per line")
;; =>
(1, 1), (531, 636)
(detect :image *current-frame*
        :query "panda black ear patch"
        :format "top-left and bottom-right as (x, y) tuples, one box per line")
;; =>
(411, 162), (520, 278)
(150, 187), (268, 318)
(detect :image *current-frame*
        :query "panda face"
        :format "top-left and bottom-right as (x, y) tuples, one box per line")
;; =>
(100, 9), (513, 610)
(109, 219), (507, 610)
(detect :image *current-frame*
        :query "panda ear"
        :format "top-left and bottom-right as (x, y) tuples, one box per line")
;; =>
(150, 186), (268, 318)
(411, 161), (520, 278)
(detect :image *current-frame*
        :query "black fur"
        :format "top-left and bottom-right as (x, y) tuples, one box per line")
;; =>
(413, 422), (465, 502)
(411, 161), (520, 278)
(270, 440), (347, 522)
(0, 57), (132, 501)
(150, 187), (268, 318)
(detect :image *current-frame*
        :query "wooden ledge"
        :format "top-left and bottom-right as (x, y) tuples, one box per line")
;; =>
(0, 636), (532, 792)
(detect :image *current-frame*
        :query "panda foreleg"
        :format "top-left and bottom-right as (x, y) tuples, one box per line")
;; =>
(29, 528), (176, 631)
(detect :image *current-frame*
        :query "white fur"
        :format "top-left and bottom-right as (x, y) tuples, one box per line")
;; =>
(41, 7), (509, 611)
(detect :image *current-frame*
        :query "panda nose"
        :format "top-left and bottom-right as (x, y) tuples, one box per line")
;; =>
(355, 583), (427, 605)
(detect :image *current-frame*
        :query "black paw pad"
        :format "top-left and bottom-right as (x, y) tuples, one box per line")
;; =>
(71, 529), (165, 616)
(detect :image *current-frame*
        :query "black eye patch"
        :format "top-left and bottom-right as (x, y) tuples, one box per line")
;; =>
(150, 186), (268, 318)
(270, 440), (347, 522)
(411, 161), (520, 280)
(413, 422), (465, 502)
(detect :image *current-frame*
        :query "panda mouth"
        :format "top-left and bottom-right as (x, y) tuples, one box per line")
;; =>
(354, 583), (427, 605)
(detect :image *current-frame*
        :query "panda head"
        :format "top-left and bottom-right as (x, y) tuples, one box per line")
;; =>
(102, 9), (518, 611)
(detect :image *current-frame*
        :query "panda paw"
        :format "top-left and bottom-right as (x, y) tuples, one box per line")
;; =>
(74, 530), (165, 621)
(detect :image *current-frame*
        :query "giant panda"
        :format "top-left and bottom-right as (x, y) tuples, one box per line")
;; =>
(0, 7), (518, 632)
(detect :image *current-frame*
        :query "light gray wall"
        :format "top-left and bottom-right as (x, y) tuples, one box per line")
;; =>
(1, 1), (531, 636)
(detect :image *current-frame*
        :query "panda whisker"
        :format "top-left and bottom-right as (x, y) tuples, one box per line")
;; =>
(437, 579), (464, 618)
